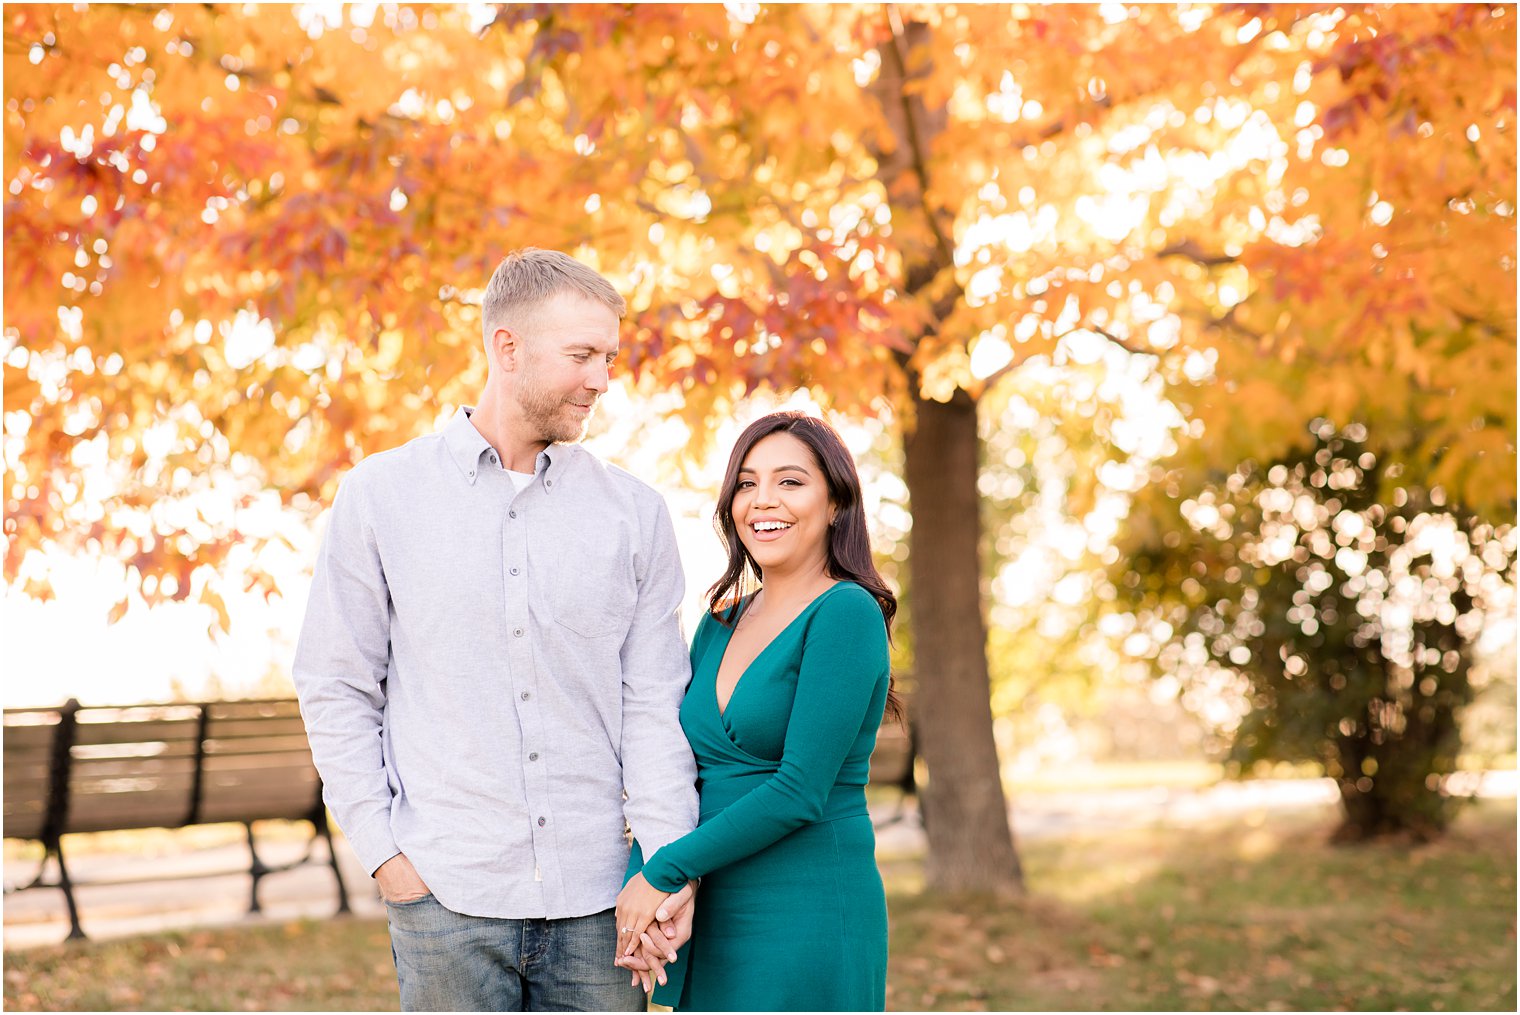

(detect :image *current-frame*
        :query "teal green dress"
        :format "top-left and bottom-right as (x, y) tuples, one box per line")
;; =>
(628, 580), (891, 1012)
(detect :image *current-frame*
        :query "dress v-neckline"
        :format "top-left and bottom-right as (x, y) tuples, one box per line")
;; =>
(713, 581), (847, 719)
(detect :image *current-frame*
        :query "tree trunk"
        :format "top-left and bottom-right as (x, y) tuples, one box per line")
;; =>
(1330, 654), (1469, 843)
(903, 386), (1025, 893)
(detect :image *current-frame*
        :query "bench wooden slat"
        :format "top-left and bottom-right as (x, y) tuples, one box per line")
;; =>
(199, 800), (319, 823)
(4, 798), (47, 816)
(203, 768), (319, 789)
(65, 807), (202, 834)
(71, 720), (201, 747)
(4, 808), (48, 840)
(70, 763), (196, 785)
(206, 701), (305, 720)
(4, 758), (54, 781)
(2, 750), (54, 770)
(204, 763), (320, 782)
(201, 717), (311, 738)
(203, 772), (319, 793)
(2, 724), (59, 750)
(203, 735), (315, 756)
(64, 778), (195, 796)
(70, 744), (200, 766)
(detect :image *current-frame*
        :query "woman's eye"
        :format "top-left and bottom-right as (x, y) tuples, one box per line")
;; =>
(736, 480), (755, 489)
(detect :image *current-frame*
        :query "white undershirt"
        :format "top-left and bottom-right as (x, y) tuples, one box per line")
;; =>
(505, 468), (534, 494)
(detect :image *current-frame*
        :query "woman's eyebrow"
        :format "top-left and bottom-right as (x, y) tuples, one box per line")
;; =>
(737, 464), (812, 475)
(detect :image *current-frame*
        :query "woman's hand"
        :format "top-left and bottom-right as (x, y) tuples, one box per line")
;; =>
(616, 929), (675, 993)
(614, 872), (671, 962)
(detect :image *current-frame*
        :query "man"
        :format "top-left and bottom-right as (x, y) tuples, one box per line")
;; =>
(293, 249), (698, 1011)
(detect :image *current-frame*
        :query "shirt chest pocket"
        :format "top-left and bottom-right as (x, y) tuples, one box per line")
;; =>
(548, 541), (637, 639)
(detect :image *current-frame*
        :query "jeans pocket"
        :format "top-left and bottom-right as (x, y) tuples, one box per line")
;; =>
(383, 891), (436, 908)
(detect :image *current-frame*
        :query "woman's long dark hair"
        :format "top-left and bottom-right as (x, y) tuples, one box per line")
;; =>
(706, 411), (904, 724)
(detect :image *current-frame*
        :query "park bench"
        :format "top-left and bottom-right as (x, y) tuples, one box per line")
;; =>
(868, 715), (918, 829)
(3, 698), (351, 940)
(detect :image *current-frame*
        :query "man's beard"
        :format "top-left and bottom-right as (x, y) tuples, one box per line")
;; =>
(518, 365), (594, 444)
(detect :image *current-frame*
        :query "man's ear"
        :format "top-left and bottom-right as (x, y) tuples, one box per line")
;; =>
(489, 325), (521, 372)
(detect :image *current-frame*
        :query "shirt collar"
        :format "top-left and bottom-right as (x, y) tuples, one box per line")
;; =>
(443, 406), (568, 489)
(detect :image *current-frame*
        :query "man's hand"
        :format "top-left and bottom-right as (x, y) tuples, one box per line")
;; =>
(617, 927), (677, 993)
(374, 852), (431, 903)
(654, 880), (697, 951)
(616, 881), (697, 993)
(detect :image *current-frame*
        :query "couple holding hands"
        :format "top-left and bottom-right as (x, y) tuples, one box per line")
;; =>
(294, 249), (899, 1012)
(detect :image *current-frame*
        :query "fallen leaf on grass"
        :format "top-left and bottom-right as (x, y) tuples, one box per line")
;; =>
(1182, 973), (1221, 997)
(1087, 943), (1124, 968)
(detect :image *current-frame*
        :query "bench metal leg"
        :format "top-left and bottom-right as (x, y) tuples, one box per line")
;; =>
(316, 817), (352, 915)
(245, 822), (268, 915)
(52, 839), (86, 941)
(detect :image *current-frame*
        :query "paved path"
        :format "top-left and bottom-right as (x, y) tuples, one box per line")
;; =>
(6, 771), (1513, 949)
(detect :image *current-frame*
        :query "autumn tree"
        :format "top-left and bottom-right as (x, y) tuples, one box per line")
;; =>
(6, 4), (1513, 888)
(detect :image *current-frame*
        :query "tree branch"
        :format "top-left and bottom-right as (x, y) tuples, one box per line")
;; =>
(1158, 240), (1238, 267)
(882, 5), (963, 299)
(1084, 323), (1150, 357)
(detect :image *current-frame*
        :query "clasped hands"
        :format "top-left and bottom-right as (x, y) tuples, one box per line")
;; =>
(614, 875), (696, 993)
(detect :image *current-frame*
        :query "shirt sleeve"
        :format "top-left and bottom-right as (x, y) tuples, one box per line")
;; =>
(639, 586), (888, 892)
(291, 469), (401, 875)
(619, 493), (700, 861)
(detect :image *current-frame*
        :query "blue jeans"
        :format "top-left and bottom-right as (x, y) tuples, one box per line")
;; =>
(385, 894), (645, 1012)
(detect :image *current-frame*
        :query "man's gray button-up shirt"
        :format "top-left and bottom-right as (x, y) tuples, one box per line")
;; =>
(293, 407), (698, 919)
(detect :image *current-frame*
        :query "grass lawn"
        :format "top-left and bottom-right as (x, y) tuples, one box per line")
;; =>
(5, 800), (1514, 1012)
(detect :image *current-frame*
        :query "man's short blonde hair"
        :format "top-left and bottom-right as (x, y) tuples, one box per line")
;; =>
(481, 248), (626, 339)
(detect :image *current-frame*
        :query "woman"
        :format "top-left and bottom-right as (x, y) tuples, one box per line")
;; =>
(615, 411), (901, 1012)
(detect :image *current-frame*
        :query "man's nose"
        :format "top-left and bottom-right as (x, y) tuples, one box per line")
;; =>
(586, 358), (611, 394)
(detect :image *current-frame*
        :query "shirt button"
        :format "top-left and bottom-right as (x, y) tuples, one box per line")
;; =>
(489, 453), (498, 465)
(520, 691), (530, 701)
(509, 510), (517, 519)
(545, 479), (553, 488)
(468, 470), (475, 479)
(510, 567), (519, 576)
(537, 817), (546, 827)
(513, 628), (524, 637)
(528, 752), (539, 761)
